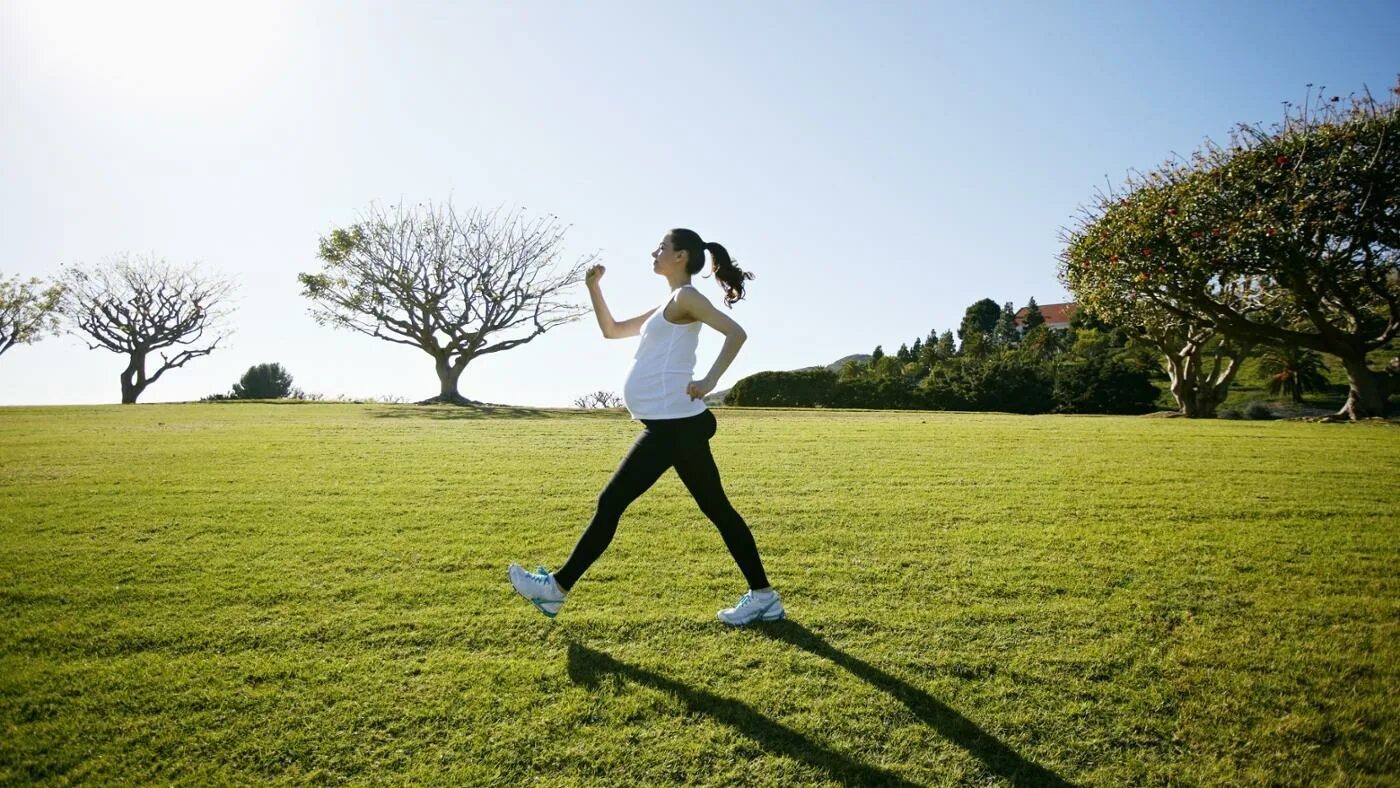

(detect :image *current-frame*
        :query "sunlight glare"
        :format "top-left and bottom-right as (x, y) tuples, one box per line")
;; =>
(11, 0), (294, 107)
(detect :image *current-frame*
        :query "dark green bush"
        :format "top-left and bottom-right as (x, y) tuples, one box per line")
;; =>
(724, 368), (838, 407)
(231, 363), (295, 399)
(918, 356), (1053, 413)
(1052, 357), (1159, 414)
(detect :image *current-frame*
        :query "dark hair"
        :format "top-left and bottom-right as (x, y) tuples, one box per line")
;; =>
(670, 227), (754, 308)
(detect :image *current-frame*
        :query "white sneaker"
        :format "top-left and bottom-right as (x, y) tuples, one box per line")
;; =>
(508, 563), (567, 618)
(717, 589), (785, 626)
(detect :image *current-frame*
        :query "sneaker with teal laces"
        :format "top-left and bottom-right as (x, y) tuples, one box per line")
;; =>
(508, 562), (567, 618)
(717, 589), (784, 626)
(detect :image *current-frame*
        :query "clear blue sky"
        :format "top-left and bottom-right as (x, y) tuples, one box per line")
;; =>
(2, 0), (1396, 406)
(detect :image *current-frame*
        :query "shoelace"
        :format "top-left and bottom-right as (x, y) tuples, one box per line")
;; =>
(529, 567), (560, 594)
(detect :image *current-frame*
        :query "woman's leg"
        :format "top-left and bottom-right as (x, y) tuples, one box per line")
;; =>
(671, 412), (771, 591)
(553, 426), (673, 591)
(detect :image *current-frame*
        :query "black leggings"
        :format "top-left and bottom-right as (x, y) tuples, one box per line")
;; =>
(553, 408), (771, 592)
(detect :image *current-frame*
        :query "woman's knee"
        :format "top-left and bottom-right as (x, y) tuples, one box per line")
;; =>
(696, 493), (741, 523)
(596, 486), (628, 514)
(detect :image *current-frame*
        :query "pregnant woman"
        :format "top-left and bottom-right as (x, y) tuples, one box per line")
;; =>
(508, 228), (783, 626)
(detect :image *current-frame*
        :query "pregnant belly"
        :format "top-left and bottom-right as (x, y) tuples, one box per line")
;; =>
(624, 369), (690, 406)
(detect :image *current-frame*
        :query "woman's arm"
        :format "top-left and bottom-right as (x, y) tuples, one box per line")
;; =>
(584, 265), (619, 338)
(585, 264), (659, 339)
(609, 307), (658, 339)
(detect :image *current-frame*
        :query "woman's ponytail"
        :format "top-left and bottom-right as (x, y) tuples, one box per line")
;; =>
(670, 228), (755, 308)
(703, 241), (754, 308)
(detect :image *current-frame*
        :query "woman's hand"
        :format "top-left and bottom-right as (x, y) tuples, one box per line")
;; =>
(687, 376), (716, 401)
(585, 264), (605, 288)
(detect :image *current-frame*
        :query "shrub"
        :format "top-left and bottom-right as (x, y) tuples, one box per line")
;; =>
(919, 355), (1053, 413)
(1052, 358), (1160, 414)
(828, 376), (925, 409)
(725, 369), (838, 407)
(231, 363), (295, 399)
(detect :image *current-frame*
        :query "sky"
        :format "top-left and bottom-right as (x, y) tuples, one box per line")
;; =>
(1, 0), (1396, 407)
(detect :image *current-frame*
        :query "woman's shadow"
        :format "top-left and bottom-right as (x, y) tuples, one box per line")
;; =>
(565, 619), (1073, 787)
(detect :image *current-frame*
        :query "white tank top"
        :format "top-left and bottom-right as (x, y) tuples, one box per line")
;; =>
(622, 284), (708, 420)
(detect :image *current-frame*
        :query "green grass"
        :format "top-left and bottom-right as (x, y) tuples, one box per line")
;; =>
(1, 403), (1397, 785)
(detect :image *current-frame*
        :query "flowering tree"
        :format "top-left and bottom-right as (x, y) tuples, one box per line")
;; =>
(1063, 83), (1400, 419)
(1062, 177), (1254, 417)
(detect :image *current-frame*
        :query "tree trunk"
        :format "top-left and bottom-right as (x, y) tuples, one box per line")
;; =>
(1162, 340), (1248, 418)
(1182, 377), (1222, 419)
(1337, 352), (1393, 419)
(436, 356), (465, 399)
(1200, 342), (1251, 418)
(1169, 345), (1221, 418)
(1165, 354), (1203, 417)
(415, 355), (486, 406)
(120, 353), (147, 404)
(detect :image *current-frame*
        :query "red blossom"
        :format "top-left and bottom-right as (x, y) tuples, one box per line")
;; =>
(1275, 155), (1290, 166)
(1143, 248), (1153, 256)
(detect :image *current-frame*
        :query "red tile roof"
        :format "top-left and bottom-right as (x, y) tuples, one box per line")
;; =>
(1014, 302), (1078, 326)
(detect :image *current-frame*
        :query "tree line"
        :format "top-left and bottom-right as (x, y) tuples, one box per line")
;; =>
(724, 298), (1161, 414)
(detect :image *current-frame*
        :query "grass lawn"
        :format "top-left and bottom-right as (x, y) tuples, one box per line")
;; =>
(1, 403), (1396, 785)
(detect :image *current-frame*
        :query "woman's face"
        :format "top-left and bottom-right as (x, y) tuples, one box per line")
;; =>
(652, 234), (685, 275)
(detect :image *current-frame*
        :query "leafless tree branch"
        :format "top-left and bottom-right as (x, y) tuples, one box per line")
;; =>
(58, 255), (235, 403)
(298, 200), (594, 403)
(573, 390), (623, 409)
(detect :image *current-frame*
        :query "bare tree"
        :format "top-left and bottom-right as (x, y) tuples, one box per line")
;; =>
(573, 390), (623, 409)
(298, 201), (594, 404)
(0, 274), (64, 358)
(59, 255), (235, 403)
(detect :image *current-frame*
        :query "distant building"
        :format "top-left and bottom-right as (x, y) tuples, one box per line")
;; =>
(1014, 302), (1078, 332)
